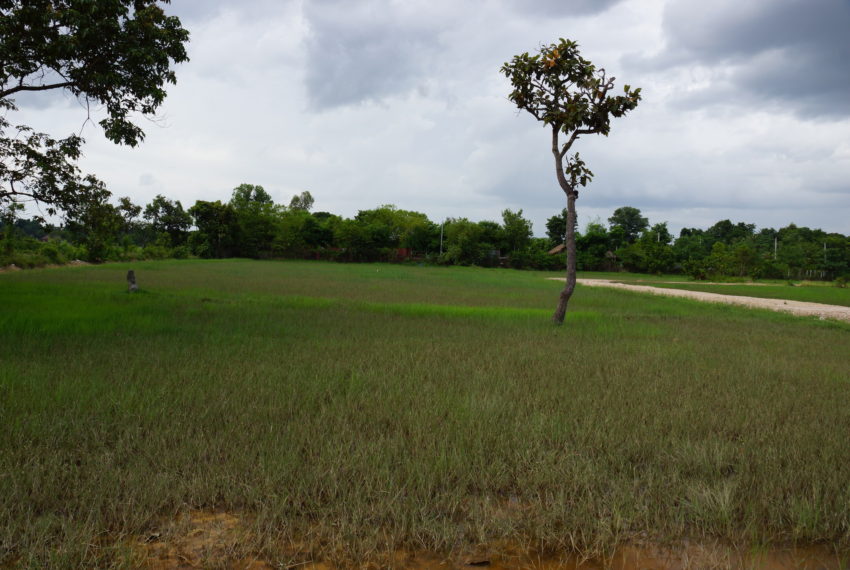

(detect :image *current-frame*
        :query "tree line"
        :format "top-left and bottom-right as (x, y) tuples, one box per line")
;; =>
(2, 186), (849, 282)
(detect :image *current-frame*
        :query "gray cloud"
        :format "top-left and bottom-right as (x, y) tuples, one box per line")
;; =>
(662, 0), (846, 62)
(633, 0), (850, 117)
(169, 0), (290, 23)
(8, 66), (84, 112)
(502, 0), (626, 17)
(17, 0), (849, 237)
(302, 0), (443, 109)
(10, 89), (77, 112)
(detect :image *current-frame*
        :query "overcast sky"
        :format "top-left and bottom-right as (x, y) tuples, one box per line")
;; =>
(16, 0), (850, 236)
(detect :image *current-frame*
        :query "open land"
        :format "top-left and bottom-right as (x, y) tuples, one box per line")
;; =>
(1, 260), (849, 568)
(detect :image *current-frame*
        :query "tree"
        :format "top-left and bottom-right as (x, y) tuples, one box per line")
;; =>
(229, 184), (277, 257)
(143, 194), (191, 247)
(576, 220), (611, 270)
(502, 39), (640, 324)
(63, 177), (122, 261)
(1, 198), (24, 254)
(113, 195), (144, 247)
(546, 208), (568, 247)
(188, 200), (237, 258)
(617, 222), (674, 274)
(0, 0), (189, 214)
(473, 220), (503, 266)
(335, 218), (381, 262)
(230, 183), (273, 211)
(355, 204), (434, 252)
(273, 209), (314, 257)
(608, 206), (648, 245)
(501, 208), (533, 254)
(288, 191), (314, 212)
(116, 196), (142, 232)
(441, 218), (489, 266)
(706, 219), (755, 244)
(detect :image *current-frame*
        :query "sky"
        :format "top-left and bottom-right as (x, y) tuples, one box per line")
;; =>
(14, 0), (850, 237)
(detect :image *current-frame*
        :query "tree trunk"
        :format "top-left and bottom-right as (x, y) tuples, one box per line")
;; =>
(550, 125), (578, 325)
(552, 191), (577, 324)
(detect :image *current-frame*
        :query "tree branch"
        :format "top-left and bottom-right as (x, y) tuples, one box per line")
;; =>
(559, 129), (594, 159)
(1, 183), (36, 202)
(530, 79), (558, 99)
(1, 81), (75, 98)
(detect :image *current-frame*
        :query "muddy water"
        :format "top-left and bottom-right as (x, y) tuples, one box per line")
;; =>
(137, 511), (846, 569)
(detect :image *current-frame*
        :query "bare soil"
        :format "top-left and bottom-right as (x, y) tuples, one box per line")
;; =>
(137, 511), (271, 569)
(133, 511), (846, 569)
(548, 278), (850, 323)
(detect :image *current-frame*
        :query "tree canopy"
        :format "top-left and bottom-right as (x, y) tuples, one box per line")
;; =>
(0, 0), (189, 215)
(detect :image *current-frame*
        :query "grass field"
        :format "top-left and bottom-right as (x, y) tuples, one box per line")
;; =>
(577, 272), (850, 308)
(2, 260), (850, 568)
(618, 280), (850, 308)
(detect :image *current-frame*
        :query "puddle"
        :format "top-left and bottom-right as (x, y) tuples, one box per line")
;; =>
(135, 512), (846, 569)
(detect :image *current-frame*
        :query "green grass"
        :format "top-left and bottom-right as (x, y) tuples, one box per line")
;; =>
(575, 270), (685, 282)
(624, 280), (850, 307)
(575, 270), (850, 307)
(2, 260), (850, 567)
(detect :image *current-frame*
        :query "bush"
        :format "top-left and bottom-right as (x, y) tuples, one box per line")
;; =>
(533, 250), (564, 271)
(508, 249), (533, 269)
(39, 242), (65, 264)
(142, 244), (170, 260)
(683, 259), (708, 280)
(754, 259), (788, 280)
(171, 245), (190, 259)
(1, 251), (50, 268)
(314, 248), (342, 262)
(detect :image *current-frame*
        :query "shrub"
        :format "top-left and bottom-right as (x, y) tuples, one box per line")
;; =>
(142, 244), (170, 260)
(40, 242), (65, 264)
(1, 251), (50, 268)
(507, 250), (528, 269)
(171, 245), (190, 259)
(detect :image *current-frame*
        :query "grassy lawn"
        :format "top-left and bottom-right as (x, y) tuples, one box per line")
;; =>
(2, 260), (849, 567)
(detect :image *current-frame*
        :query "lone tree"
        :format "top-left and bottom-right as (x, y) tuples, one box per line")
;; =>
(502, 39), (640, 324)
(0, 0), (189, 216)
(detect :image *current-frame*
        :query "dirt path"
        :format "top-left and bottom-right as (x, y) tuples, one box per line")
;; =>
(548, 278), (850, 323)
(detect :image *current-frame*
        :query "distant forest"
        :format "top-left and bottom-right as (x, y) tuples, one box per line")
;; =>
(2, 183), (849, 281)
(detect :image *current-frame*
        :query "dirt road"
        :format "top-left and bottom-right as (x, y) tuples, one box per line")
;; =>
(548, 278), (850, 323)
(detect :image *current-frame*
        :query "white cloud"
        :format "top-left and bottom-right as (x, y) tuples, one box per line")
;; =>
(11, 0), (850, 237)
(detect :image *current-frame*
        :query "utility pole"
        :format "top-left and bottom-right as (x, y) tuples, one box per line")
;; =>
(439, 221), (444, 255)
(774, 236), (777, 260)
